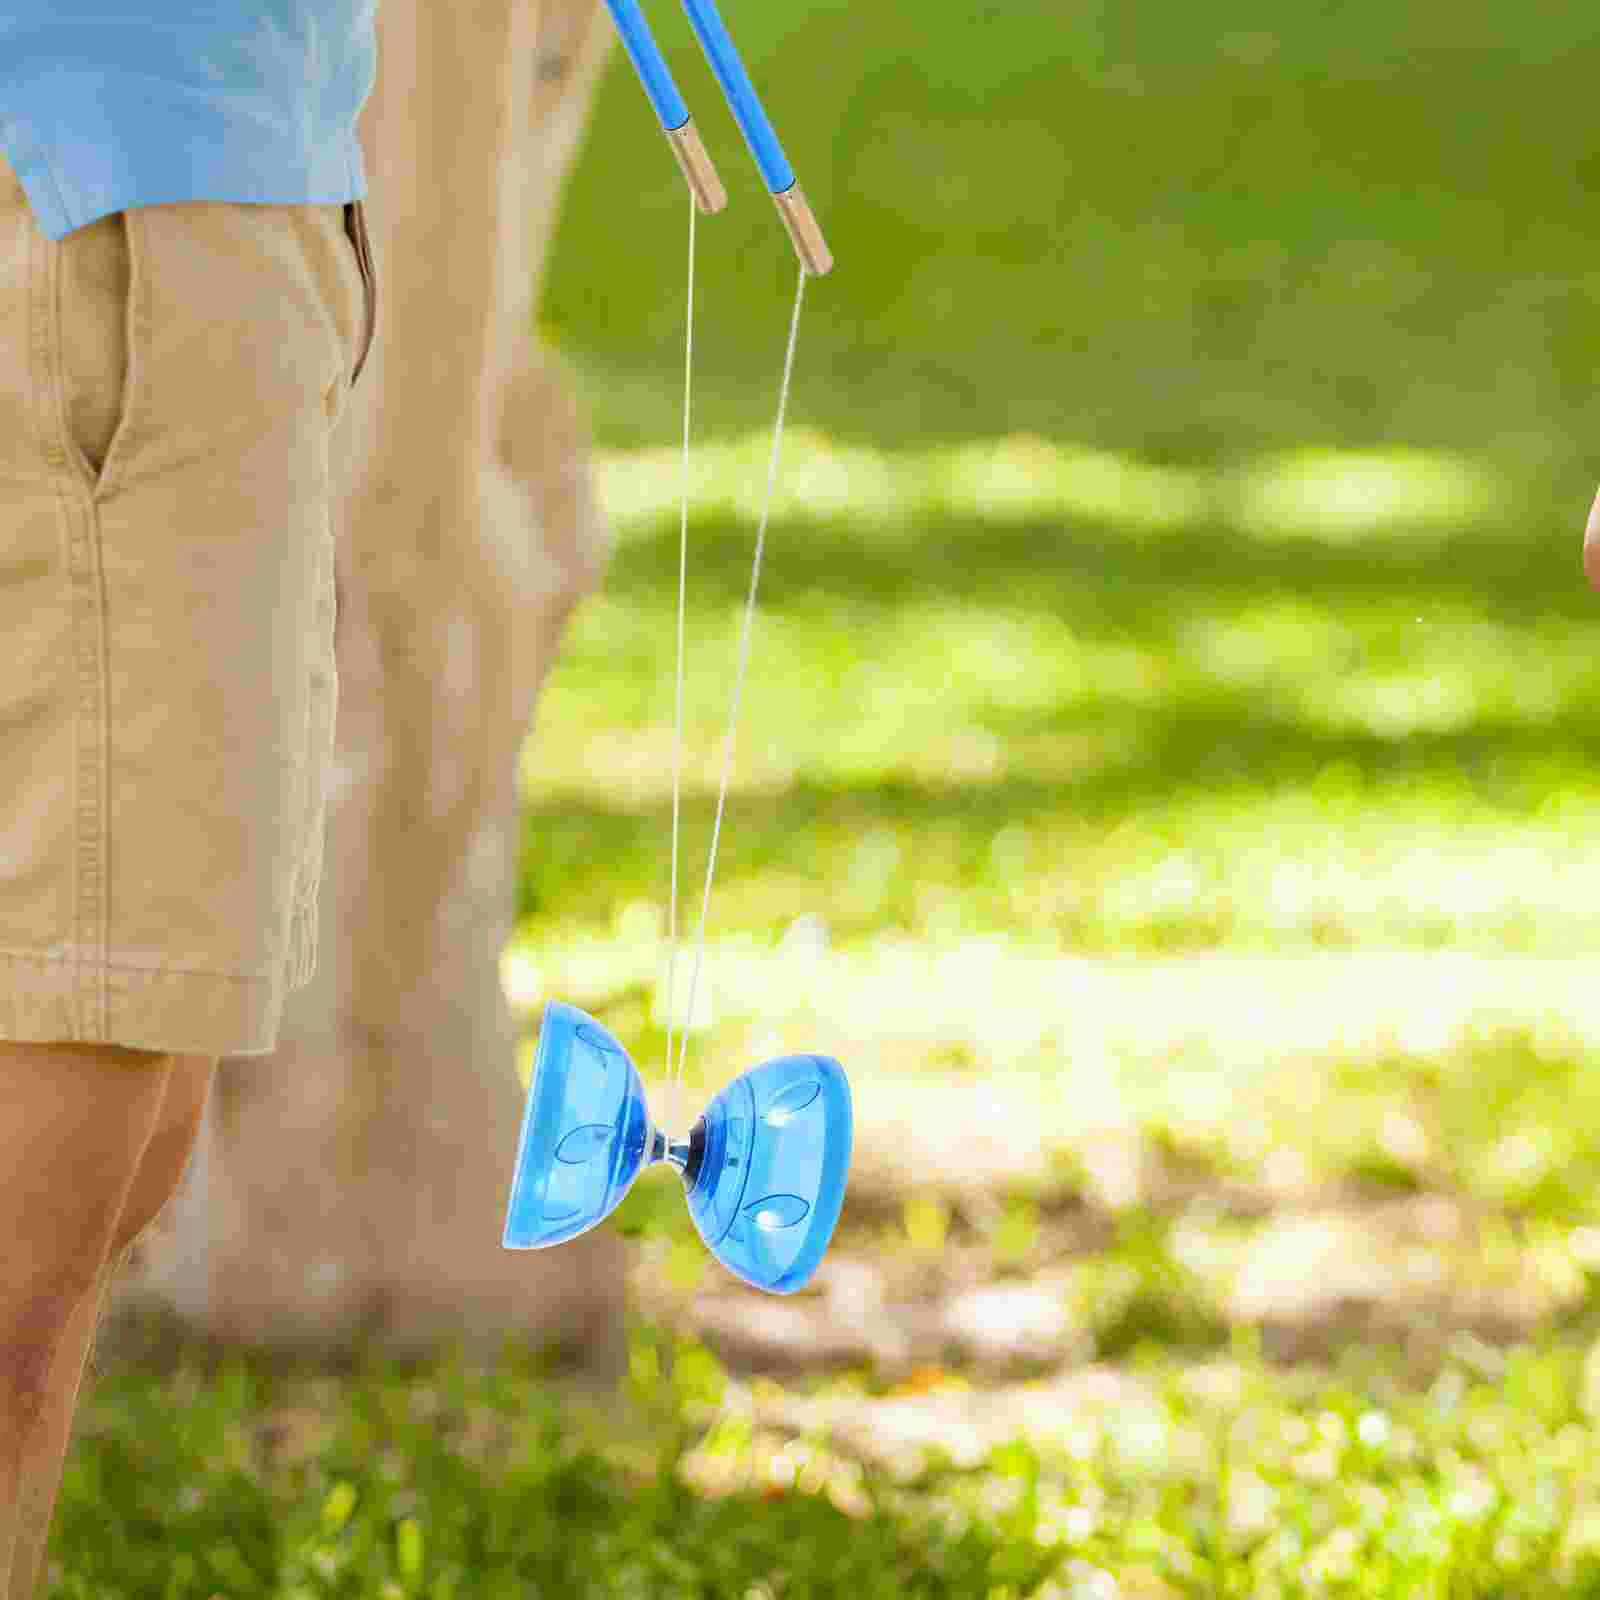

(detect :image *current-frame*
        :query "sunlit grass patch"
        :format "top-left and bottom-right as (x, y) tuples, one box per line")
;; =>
(507, 936), (1600, 1099)
(593, 433), (1509, 547)
(662, 1331), (1600, 1598)
(1226, 448), (1504, 543)
(1308, 1029), (1600, 1228)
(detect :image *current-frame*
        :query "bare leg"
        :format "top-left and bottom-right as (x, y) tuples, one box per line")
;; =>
(0, 1043), (213, 1594)
(5, 1050), (216, 1599)
(4, 1261), (117, 1600)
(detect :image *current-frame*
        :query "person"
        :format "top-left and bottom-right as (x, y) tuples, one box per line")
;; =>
(1588, 492), (1600, 593)
(0, 3), (379, 1590)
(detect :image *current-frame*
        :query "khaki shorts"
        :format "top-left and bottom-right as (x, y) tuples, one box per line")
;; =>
(0, 155), (378, 1059)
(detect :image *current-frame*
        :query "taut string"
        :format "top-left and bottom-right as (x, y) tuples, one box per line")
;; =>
(665, 254), (809, 1135)
(662, 193), (697, 1143)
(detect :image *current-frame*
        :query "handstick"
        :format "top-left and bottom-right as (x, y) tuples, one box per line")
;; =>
(677, 0), (834, 276)
(601, 0), (727, 214)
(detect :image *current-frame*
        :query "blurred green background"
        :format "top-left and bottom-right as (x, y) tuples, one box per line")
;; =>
(523, 0), (1600, 980)
(548, 0), (1600, 459)
(62, 8), (1600, 1595)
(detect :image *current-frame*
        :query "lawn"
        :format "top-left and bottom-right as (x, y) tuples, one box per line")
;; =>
(53, 3), (1600, 1595)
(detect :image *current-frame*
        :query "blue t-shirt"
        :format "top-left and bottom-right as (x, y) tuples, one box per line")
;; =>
(0, 2), (377, 241)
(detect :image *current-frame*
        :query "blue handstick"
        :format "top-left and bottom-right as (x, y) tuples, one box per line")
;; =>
(679, 0), (792, 193)
(504, 1001), (853, 1295)
(601, 0), (727, 213)
(604, 0), (689, 130)
(677, 0), (834, 274)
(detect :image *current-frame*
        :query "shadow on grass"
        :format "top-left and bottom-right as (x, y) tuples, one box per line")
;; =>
(598, 504), (1595, 627)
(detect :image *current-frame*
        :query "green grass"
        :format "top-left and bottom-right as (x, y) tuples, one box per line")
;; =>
(49, 2), (1600, 1594)
(51, 1318), (1600, 1597)
(51, 1335), (1066, 1599)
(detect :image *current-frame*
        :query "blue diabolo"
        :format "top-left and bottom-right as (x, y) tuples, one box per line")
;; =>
(504, 1001), (852, 1294)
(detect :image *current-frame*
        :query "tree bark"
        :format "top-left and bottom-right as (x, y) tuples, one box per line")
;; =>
(113, 0), (628, 1371)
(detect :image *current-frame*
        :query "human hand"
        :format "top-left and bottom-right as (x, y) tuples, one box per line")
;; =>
(1587, 487), (1600, 593)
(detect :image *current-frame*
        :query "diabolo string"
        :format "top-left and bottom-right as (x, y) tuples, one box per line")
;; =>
(663, 213), (809, 1142)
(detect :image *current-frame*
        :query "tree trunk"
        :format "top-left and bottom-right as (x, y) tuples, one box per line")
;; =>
(113, 0), (628, 1371)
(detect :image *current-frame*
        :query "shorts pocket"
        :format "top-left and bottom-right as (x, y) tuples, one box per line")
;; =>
(341, 199), (378, 390)
(57, 209), (133, 491)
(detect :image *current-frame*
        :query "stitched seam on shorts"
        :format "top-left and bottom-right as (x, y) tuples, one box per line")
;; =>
(0, 947), (274, 985)
(33, 215), (113, 1038)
